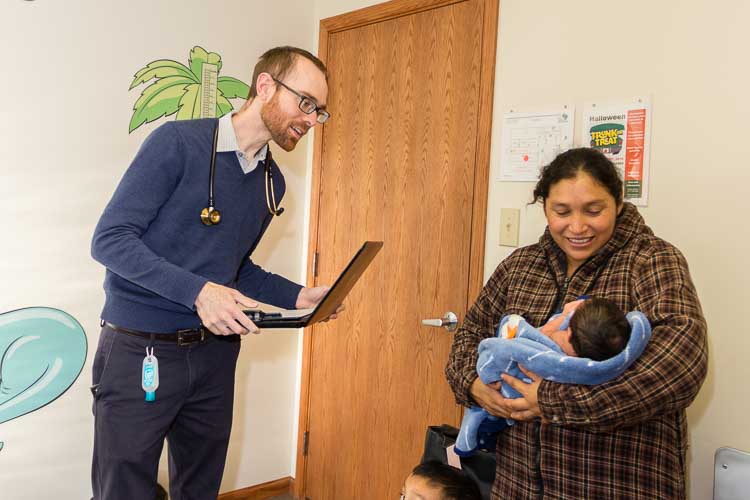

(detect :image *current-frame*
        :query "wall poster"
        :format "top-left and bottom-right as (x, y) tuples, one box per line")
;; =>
(581, 97), (652, 206)
(498, 106), (575, 182)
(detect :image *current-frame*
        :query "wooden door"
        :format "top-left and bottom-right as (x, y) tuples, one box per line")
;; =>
(297, 0), (498, 497)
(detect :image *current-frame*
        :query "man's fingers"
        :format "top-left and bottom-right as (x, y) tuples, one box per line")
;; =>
(232, 292), (258, 310)
(231, 310), (259, 334)
(206, 310), (258, 336)
(196, 283), (260, 335)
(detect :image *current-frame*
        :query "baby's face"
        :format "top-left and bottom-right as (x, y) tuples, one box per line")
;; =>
(541, 299), (585, 356)
(562, 299), (585, 315)
(401, 474), (444, 500)
(547, 326), (577, 356)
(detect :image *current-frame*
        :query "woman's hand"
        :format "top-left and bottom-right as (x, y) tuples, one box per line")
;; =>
(470, 378), (514, 418)
(501, 365), (544, 421)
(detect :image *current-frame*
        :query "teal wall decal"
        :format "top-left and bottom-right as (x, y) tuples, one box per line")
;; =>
(0, 307), (87, 451)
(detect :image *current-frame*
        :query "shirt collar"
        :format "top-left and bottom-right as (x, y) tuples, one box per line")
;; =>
(216, 113), (268, 174)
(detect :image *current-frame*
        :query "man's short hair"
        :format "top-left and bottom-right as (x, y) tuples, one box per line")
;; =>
(249, 46), (328, 98)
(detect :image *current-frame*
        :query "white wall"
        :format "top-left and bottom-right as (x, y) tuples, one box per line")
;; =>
(314, 0), (750, 498)
(0, 1), (314, 498)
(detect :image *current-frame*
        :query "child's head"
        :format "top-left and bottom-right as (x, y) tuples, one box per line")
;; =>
(569, 297), (630, 361)
(402, 461), (482, 500)
(544, 298), (630, 360)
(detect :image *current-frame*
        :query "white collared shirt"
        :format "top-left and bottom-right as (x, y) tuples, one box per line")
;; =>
(216, 112), (268, 174)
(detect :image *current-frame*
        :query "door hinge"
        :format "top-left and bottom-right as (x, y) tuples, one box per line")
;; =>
(303, 430), (310, 456)
(312, 252), (319, 278)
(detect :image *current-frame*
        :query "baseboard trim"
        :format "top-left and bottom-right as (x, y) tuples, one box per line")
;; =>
(218, 477), (292, 500)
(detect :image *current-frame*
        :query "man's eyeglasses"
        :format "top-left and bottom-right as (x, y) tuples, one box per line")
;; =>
(272, 77), (330, 124)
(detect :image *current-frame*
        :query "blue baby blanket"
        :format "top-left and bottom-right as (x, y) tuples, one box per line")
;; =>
(455, 311), (651, 456)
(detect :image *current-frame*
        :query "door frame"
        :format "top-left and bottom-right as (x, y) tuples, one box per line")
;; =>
(294, 0), (499, 496)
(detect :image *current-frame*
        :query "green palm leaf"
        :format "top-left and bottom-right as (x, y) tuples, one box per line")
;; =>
(207, 51), (223, 73)
(129, 59), (197, 90)
(128, 46), (245, 131)
(216, 94), (233, 117)
(217, 76), (250, 99)
(189, 46), (224, 80)
(129, 76), (194, 132)
(189, 46), (209, 79)
(176, 84), (201, 120)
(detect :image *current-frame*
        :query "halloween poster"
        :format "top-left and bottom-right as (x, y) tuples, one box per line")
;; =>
(581, 97), (651, 206)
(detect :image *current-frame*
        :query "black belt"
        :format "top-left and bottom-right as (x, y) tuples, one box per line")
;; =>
(104, 322), (211, 346)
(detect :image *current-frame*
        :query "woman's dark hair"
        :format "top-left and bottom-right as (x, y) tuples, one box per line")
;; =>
(531, 148), (623, 206)
(411, 461), (482, 500)
(569, 298), (631, 361)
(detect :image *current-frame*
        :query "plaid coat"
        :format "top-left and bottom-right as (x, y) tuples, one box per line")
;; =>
(446, 203), (707, 499)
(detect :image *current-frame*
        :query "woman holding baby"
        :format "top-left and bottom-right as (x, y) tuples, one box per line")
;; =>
(446, 147), (707, 499)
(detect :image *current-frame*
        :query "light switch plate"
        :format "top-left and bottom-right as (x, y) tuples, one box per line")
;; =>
(499, 208), (520, 247)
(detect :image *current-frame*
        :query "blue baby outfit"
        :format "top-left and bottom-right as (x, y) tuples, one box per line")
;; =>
(455, 310), (652, 456)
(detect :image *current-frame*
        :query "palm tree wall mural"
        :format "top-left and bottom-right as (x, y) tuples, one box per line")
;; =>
(128, 46), (250, 133)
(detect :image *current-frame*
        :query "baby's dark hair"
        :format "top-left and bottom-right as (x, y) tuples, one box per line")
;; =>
(569, 298), (630, 361)
(411, 461), (482, 500)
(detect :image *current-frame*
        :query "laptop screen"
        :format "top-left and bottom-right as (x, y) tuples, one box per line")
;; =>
(307, 241), (383, 324)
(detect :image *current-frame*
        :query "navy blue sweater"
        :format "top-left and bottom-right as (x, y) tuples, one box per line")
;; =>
(92, 119), (301, 332)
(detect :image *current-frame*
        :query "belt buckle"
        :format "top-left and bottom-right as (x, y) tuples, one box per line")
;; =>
(177, 328), (205, 346)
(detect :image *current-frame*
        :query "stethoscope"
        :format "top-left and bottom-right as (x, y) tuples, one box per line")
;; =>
(201, 121), (284, 226)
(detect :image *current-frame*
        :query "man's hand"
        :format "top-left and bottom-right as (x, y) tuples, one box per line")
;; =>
(195, 282), (259, 335)
(296, 286), (345, 320)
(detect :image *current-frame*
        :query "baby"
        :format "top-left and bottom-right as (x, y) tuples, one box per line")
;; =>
(509, 297), (631, 361)
(455, 297), (650, 456)
(401, 461), (482, 500)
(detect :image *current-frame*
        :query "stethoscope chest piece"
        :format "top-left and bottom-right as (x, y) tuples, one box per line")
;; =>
(200, 206), (221, 226)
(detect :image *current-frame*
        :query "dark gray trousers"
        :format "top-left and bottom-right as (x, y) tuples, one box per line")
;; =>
(91, 325), (241, 500)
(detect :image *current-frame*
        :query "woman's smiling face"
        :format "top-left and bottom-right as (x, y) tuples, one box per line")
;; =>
(544, 172), (622, 275)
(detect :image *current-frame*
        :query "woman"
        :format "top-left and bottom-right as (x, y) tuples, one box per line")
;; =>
(446, 148), (707, 499)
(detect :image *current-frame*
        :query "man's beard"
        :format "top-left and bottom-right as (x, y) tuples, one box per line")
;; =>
(260, 95), (302, 152)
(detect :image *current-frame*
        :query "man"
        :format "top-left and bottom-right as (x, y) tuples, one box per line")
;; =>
(90, 46), (332, 500)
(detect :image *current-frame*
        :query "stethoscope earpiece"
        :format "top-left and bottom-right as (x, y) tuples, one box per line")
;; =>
(201, 119), (284, 226)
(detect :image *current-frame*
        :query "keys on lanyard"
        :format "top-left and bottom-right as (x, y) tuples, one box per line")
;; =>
(142, 346), (159, 402)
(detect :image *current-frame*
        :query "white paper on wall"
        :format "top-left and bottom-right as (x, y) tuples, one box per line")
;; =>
(498, 106), (575, 182)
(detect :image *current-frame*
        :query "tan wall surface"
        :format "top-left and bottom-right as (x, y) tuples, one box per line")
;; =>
(0, 1), (314, 498)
